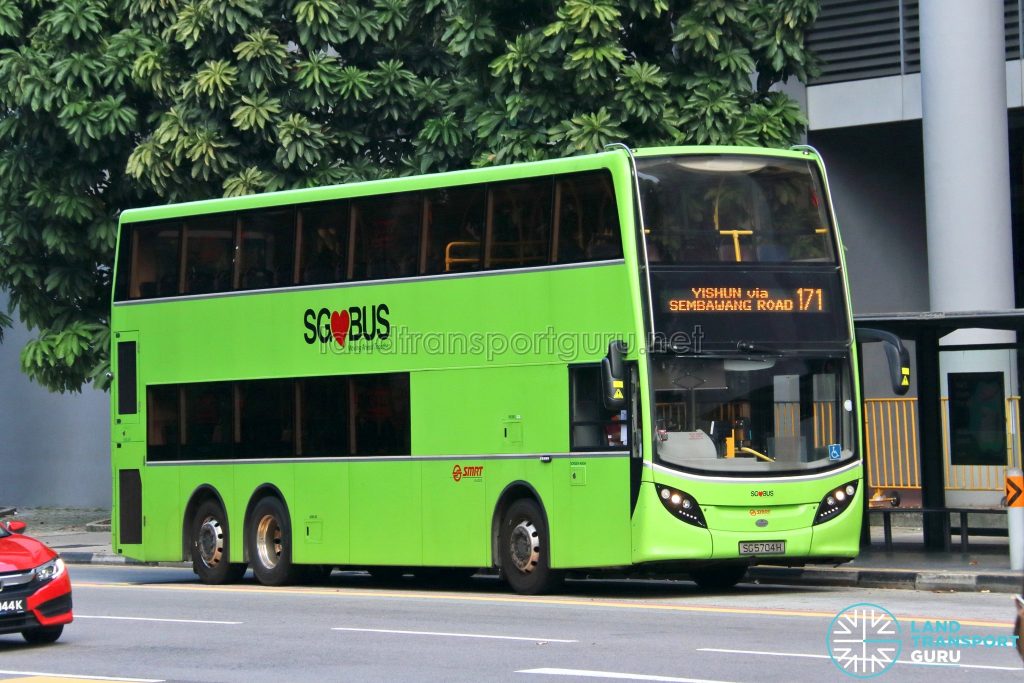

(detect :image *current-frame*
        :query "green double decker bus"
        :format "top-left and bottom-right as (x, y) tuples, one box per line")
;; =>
(110, 145), (882, 594)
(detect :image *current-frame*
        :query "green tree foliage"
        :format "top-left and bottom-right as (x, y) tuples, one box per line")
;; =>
(0, 0), (817, 392)
(0, 0), (148, 391)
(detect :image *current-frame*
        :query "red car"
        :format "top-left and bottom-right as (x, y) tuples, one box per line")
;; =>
(0, 510), (73, 643)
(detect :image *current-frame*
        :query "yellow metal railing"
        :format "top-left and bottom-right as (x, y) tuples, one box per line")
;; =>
(815, 401), (835, 447)
(863, 398), (920, 489)
(863, 396), (1022, 492)
(1012, 395), (1022, 472)
(771, 401), (835, 447)
(444, 241), (480, 272)
(941, 395), (1022, 491)
(773, 402), (798, 439)
(444, 239), (546, 272)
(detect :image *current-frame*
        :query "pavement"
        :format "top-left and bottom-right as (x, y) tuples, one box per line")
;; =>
(7, 507), (1023, 594)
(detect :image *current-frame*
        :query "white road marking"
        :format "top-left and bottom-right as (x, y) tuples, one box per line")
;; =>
(698, 648), (1023, 672)
(517, 668), (737, 683)
(332, 626), (576, 642)
(77, 615), (241, 625)
(0, 670), (163, 682)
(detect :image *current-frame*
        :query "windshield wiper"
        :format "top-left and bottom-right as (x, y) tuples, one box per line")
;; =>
(734, 341), (801, 356)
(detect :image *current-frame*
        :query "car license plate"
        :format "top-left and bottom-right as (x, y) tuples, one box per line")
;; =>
(0, 599), (26, 615)
(738, 541), (785, 555)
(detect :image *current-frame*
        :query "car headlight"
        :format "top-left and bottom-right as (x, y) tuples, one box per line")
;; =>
(34, 557), (66, 582)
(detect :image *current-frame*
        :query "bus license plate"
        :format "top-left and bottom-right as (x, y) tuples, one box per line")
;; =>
(739, 541), (785, 555)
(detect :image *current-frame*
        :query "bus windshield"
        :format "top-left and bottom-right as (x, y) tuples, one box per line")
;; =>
(653, 354), (855, 474)
(637, 155), (835, 264)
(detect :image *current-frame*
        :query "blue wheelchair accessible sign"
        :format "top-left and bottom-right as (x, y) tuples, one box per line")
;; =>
(828, 443), (842, 460)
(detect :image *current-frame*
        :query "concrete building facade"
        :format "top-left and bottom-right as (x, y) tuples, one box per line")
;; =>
(0, 294), (110, 507)
(805, 0), (1023, 508)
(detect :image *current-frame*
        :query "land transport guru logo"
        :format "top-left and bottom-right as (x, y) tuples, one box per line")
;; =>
(303, 304), (391, 350)
(827, 602), (1020, 677)
(827, 603), (902, 677)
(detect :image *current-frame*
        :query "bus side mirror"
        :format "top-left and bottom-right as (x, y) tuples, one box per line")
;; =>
(856, 328), (911, 396)
(6, 520), (26, 533)
(602, 340), (628, 410)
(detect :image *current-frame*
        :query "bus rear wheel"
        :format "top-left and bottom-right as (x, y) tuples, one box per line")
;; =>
(248, 497), (297, 586)
(499, 499), (561, 595)
(690, 562), (748, 591)
(190, 500), (246, 584)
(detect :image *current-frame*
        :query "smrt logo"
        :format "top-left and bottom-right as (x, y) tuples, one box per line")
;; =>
(303, 305), (390, 347)
(452, 464), (483, 482)
(750, 490), (774, 498)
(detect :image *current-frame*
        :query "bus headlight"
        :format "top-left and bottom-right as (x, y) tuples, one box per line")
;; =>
(814, 481), (858, 525)
(656, 484), (707, 528)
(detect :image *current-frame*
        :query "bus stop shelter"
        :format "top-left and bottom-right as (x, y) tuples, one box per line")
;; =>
(854, 310), (1024, 550)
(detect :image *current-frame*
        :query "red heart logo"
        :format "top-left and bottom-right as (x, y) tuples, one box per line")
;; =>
(330, 309), (350, 346)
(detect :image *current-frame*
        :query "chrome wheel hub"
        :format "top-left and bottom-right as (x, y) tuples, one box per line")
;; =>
(509, 520), (540, 573)
(255, 514), (282, 569)
(197, 516), (224, 569)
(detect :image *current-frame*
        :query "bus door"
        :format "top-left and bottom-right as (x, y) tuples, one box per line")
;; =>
(554, 362), (634, 568)
(112, 331), (144, 548)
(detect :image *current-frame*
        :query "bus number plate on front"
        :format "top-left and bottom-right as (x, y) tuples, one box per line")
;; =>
(738, 541), (785, 555)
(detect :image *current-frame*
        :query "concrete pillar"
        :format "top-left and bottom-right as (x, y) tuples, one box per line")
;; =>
(919, 2), (1017, 509)
(920, 0), (1014, 316)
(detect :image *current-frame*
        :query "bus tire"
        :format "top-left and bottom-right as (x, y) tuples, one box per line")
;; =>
(499, 499), (562, 595)
(22, 625), (63, 644)
(690, 562), (748, 591)
(248, 497), (297, 586)
(190, 500), (246, 584)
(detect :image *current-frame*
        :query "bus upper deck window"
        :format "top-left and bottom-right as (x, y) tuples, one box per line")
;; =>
(352, 194), (421, 280)
(118, 221), (181, 300)
(553, 172), (621, 264)
(300, 202), (349, 285)
(423, 186), (485, 275)
(238, 209), (296, 290)
(487, 179), (552, 269)
(183, 215), (235, 294)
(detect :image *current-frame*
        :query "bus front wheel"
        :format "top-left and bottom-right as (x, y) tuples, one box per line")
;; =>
(190, 500), (246, 584)
(690, 562), (748, 591)
(247, 497), (296, 586)
(499, 499), (562, 595)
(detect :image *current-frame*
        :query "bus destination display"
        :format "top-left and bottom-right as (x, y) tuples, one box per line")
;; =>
(649, 268), (846, 349)
(667, 286), (827, 313)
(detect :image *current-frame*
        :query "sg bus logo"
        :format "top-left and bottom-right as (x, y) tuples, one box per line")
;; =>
(303, 304), (391, 347)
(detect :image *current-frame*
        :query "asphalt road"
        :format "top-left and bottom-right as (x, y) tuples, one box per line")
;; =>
(0, 566), (1021, 682)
